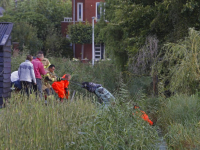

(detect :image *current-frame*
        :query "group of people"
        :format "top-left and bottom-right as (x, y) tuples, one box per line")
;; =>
(11, 51), (71, 102)
(10, 52), (154, 125)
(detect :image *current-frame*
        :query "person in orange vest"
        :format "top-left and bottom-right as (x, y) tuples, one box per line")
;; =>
(52, 74), (71, 102)
(133, 105), (154, 126)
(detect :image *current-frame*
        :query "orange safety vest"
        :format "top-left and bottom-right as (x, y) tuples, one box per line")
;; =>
(52, 74), (69, 99)
(133, 106), (154, 126)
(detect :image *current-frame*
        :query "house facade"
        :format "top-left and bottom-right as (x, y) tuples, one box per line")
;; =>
(61, 0), (105, 61)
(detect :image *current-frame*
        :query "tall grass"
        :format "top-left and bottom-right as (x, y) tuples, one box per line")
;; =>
(158, 94), (200, 149)
(7, 53), (161, 149)
(0, 93), (159, 149)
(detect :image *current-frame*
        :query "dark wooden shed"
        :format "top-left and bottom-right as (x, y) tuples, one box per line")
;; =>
(0, 22), (13, 107)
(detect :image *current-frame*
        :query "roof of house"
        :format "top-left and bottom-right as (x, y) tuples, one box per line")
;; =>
(0, 23), (13, 46)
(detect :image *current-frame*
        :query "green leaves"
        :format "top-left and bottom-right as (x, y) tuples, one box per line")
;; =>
(1, 0), (72, 56)
(157, 28), (200, 94)
(68, 22), (92, 44)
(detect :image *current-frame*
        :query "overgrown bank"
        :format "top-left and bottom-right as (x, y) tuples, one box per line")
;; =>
(157, 94), (200, 149)
(7, 48), (200, 149)
(0, 54), (161, 149)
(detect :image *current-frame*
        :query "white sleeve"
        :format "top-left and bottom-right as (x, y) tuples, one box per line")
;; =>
(30, 64), (36, 84)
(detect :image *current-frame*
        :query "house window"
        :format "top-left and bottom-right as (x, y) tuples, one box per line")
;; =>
(77, 3), (83, 21)
(95, 44), (105, 60)
(96, 2), (105, 20)
(96, 2), (101, 20)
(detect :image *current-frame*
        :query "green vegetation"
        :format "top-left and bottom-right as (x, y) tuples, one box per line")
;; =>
(0, 94), (159, 149)
(157, 28), (200, 95)
(0, 54), (160, 149)
(96, 0), (200, 69)
(158, 94), (200, 149)
(1, 0), (200, 149)
(0, 0), (72, 56)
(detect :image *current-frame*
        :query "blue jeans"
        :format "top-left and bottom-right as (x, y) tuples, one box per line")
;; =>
(11, 80), (22, 90)
(33, 78), (43, 100)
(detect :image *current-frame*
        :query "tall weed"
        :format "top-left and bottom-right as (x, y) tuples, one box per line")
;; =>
(158, 94), (200, 149)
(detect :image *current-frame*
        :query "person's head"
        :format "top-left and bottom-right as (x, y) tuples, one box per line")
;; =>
(26, 55), (33, 61)
(64, 74), (71, 81)
(48, 64), (55, 73)
(37, 53), (44, 61)
(37, 51), (44, 59)
(37, 51), (44, 55)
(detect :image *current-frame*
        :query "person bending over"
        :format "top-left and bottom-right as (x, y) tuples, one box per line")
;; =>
(81, 82), (115, 106)
(52, 74), (71, 102)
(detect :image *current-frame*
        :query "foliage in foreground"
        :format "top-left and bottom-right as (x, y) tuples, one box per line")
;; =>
(0, 94), (159, 149)
(158, 94), (200, 149)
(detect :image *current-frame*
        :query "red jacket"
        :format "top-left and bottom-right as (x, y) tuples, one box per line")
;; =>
(52, 74), (70, 99)
(133, 106), (154, 126)
(32, 58), (47, 79)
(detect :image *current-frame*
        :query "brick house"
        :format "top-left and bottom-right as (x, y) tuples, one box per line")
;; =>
(61, 0), (105, 61)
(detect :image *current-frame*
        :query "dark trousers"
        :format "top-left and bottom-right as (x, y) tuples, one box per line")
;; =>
(33, 78), (43, 100)
(11, 80), (22, 90)
(45, 87), (54, 96)
(21, 81), (32, 97)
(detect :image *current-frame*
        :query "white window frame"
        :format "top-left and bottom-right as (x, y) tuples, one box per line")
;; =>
(96, 2), (106, 21)
(96, 2), (102, 21)
(77, 3), (83, 21)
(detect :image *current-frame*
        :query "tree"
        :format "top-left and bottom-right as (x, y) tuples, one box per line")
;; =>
(1, 0), (72, 55)
(96, 0), (157, 69)
(68, 22), (92, 59)
(156, 28), (200, 95)
(12, 22), (42, 55)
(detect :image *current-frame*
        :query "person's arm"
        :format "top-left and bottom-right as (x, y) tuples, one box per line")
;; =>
(39, 63), (47, 75)
(30, 64), (36, 84)
(45, 73), (57, 82)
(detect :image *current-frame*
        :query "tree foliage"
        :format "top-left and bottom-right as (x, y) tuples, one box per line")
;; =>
(156, 28), (200, 94)
(12, 22), (42, 55)
(96, 0), (200, 70)
(68, 22), (92, 44)
(0, 0), (72, 56)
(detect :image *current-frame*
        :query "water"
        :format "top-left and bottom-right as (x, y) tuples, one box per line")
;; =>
(156, 127), (167, 150)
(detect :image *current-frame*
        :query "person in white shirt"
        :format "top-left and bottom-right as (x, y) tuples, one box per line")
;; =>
(18, 55), (36, 96)
(11, 71), (22, 91)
